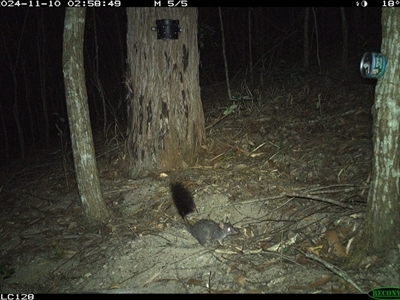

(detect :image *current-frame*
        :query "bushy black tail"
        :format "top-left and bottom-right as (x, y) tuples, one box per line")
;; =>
(170, 182), (196, 219)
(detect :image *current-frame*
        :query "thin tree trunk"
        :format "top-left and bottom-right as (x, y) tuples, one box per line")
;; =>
(63, 8), (110, 224)
(340, 7), (348, 68)
(38, 9), (49, 145)
(303, 7), (310, 68)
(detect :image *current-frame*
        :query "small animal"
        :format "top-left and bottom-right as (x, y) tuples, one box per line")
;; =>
(170, 182), (237, 245)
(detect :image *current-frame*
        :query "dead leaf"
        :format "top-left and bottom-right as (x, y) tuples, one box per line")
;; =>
(233, 275), (247, 287)
(325, 230), (347, 258)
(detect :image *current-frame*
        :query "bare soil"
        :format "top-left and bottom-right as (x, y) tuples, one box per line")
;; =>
(1, 67), (399, 293)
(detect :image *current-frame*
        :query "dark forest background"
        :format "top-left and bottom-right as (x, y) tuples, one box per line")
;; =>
(0, 7), (381, 164)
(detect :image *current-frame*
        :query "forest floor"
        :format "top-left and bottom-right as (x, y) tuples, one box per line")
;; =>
(0, 64), (399, 294)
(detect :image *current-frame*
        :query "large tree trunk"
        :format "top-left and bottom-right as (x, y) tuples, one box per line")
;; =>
(126, 8), (205, 178)
(63, 8), (110, 224)
(349, 8), (400, 268)
(364, 8), (400, 253)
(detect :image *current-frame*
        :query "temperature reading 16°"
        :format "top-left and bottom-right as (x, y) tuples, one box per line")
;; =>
(383, 0), (399, 6)
(168, 0), (187, 6)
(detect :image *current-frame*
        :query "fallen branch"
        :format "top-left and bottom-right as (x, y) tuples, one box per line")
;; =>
(300, 251), (365, 293)
(286, 193), (353, 209)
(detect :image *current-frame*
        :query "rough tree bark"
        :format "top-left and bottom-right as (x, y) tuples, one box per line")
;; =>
(63, 8), (110, 224)
(363, 8), (400, 253)
(351, 9), (400, 267)
(126, 8), (205, 178)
